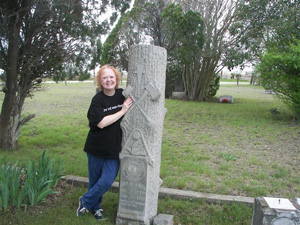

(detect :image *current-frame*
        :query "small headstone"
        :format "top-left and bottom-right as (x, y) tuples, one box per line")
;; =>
(219, 95), (233, 103)
(265, 90), (275, 94)
(153, 214), (174, 225)
(251, 197), (300, 225)
(174, 77), (184, 92)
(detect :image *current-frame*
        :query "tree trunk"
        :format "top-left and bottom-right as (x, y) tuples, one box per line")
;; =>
(0, 5), (34, 150)
(183, 58), (217, 101)
(1, 84), (36, 149)
(0, 15), (20, 149)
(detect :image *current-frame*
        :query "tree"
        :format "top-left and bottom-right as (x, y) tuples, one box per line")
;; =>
(257, 40), (300, 120)
(162, 3), (206, 100)
(101, 0), (177, 96)
(101, 14), (132, 71)
(229, 0), (300, 120)
(102, 0), (238, 100)
(179, 0), (238, 100)
(0, 0), (131, 150)
(229, 0), (300, 66)
(101, 3), (148, 71)
(231, 73), (242, 86)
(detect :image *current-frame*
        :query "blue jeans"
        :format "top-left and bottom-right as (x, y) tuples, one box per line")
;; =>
(81, 153), (119, 212)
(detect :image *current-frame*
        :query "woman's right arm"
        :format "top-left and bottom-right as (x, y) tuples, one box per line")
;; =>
(97, 98), (133, 129)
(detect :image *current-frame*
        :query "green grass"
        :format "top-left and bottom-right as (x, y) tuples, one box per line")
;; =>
(0, 82), (299, 223)
(164, 85), (299, 197)
(0, 184), (252, 225)
(0, 83), (299, 197)
(0, 83), (300, 197)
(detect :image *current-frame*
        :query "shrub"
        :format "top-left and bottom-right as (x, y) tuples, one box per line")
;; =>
(257, 40), (300, 120)
(207, 75), (220, 98)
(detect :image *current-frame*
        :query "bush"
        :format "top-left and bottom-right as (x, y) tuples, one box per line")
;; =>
(257, 40), (300, 120)
(206, 75), (220, 98)
(0, 151), (63, 212)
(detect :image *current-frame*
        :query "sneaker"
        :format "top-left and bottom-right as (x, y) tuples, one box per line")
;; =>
(76, 196), (89, 217)
(93, 209), (106, 221)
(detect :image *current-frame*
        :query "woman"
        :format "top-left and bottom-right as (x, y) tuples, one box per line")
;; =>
(77, 65), (133, 220)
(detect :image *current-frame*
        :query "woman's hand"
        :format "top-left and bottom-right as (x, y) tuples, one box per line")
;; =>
(121, 97), (133, 113)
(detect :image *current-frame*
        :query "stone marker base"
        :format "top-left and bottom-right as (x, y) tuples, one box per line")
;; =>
(171, 92), (185, 100)
(116, 217), (150, 225)
(251, 197), (300, 225)
(153, 214), (173, 225)
(115, 214), (173, 225)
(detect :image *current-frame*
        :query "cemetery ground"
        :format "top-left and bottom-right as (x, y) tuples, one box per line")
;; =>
(0, 82), (299, 224)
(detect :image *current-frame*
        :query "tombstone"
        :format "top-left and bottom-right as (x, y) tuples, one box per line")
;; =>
(219, 95), (233, 103)
(116, 44), (171, 225)
(251, 197), (300, 225)
(171, 77), (185, 100)
(265, 90), (275, 95)
(174, 77), (184, 92)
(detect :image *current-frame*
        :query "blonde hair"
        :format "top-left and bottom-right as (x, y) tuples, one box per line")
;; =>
(95, 64), (121, 90)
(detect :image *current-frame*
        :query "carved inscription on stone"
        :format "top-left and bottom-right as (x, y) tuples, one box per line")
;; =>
(119, 156), (147, 214)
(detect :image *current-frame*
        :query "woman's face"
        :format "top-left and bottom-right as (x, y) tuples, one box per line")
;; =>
(101, 68), (117, 91)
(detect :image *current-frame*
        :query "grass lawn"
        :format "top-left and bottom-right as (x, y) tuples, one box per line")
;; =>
(0, 182), (252, 225)
(0, 82), (299, 223)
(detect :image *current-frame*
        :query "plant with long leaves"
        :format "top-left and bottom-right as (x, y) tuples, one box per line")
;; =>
(0, 151), (63, 212)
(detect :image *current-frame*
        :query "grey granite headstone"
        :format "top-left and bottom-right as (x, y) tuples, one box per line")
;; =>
(174, 77), (184, 92)
(116, 44), (168, 225)
(251, 197), (300, 225)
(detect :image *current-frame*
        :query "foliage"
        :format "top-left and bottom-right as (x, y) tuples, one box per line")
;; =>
(222, 154), (236, 162)
(0, 158), (24, 211)
(101, 0), (172, 88)
(78, 70), (91, 82)
(257, 40), (300, 120)
(206, 75), (220, 98)
(101, 15), (128, 69)
(0, 151), (63, 212)
(161, 3), (207, 99)
(178, 0), (237, 100)
(101, 4), (147, 71)
(230, 0), (300, 66)
(103, 0), (237, 101)
(102, 1), (211, 100)
(162, 4), (205, 64)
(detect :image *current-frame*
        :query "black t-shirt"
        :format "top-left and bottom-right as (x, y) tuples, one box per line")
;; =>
(83, 88), (125, 158)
